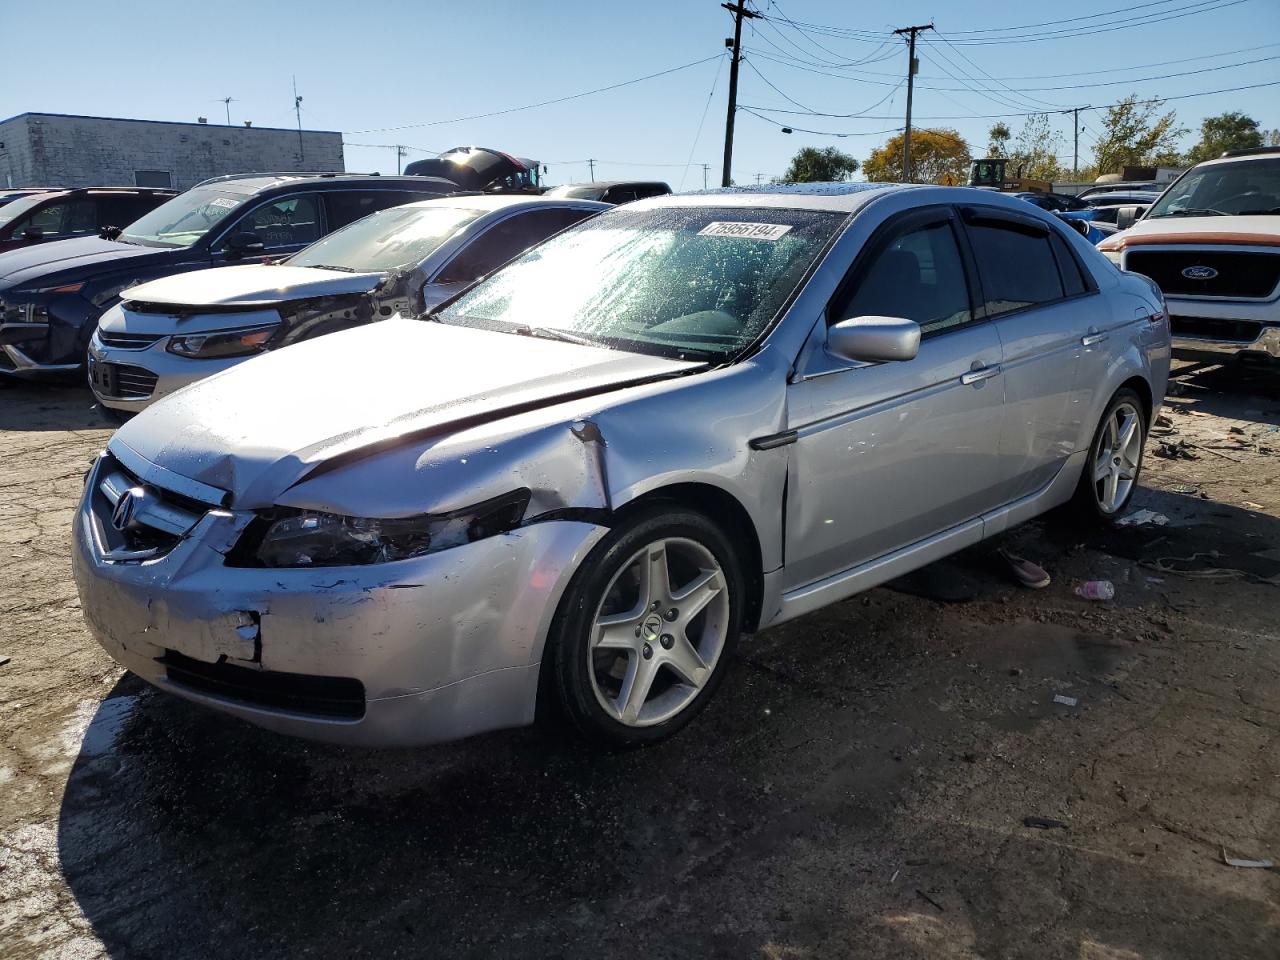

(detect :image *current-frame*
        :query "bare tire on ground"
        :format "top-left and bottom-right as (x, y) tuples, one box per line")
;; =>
(547, 506), (744, 747)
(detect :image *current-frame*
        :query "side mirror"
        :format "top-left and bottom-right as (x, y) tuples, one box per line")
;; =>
(223, 231), (266, 258)
(99, 225), (123, 241)
(827, 316), (921, 364)
(1065, 218), (1092, 238)
(1114, 206), (1140, 231)
(22, 225), (44, 240)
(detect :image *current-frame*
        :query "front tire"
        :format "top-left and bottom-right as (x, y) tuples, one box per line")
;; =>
(547, 506), (744, 747)
(1071, 388), (1147, 521)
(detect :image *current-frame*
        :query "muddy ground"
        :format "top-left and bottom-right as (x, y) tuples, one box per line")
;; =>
(1, 363), (1277, 959)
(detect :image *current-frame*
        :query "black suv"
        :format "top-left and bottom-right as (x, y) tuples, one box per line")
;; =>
(0, 187), (177, 255)
(0, 173), (455, 378)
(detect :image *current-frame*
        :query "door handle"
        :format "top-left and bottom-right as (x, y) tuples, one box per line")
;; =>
(960, 365), (1001, 385)
(1081, 332), (1109, 346)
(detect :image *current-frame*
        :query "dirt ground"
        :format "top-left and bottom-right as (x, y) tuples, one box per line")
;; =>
(1, 363), (1277, 960)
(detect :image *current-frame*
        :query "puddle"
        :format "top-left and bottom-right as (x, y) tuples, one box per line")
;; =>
(61, 695), (139, 759)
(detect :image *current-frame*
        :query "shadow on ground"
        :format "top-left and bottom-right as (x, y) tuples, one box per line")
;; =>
(0, 381), (110, 432)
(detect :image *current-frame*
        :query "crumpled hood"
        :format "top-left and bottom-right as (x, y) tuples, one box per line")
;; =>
(122, 264), (385, 307)
(111, 317), (700, 507)
(0, 236), (168, 288)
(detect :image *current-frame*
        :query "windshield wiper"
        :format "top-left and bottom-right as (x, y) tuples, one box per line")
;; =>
(303, 264), (358, 273)
(1154, 207), (1228, 218)
(1237, 207), (1280, 216)
(511, 324), (602, 348)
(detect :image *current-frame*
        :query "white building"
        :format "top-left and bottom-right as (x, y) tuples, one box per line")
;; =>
(0, 112), (345, 190)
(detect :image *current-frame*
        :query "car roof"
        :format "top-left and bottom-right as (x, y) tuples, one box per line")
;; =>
(1191, 149), (1280, 170)
(190, 173), (459, 196)
(629, 182), (937, 213)
(396, 194), (612, 214)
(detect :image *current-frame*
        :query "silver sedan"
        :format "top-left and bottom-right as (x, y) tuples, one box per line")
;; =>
(72, 184), (1171, 748)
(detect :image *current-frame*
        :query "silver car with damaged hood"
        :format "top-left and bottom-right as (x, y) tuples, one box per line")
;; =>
(73, 184), (1171, 748)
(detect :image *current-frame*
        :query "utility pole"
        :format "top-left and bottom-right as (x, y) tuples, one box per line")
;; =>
(220, 97), (236, 126)
(396, 146), (408, 174)
(293, 77), (305, 166)
(893, 23), (932, 182)
(1068, 105), (1090, 177)
(721, 0), (760, 188)
(587, 159), (596, 182)
(754, 172), (764, 185)
(701, 163), (710, 189)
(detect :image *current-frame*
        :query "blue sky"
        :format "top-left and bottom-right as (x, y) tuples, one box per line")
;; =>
(3, 0), (1277, 188)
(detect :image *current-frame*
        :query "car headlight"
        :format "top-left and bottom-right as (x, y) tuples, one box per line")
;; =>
(167, 324), (278, 359)
(248, 489), (531, 567)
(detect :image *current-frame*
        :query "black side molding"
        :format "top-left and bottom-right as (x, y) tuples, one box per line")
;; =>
(749, 430), (798, 451)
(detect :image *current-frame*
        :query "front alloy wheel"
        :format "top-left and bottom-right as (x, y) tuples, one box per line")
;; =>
(549, 508), (743, 746)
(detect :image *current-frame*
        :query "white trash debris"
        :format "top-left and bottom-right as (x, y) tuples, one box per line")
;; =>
(1116, 509), (1169, 527)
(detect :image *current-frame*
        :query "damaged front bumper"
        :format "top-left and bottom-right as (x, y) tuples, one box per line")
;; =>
(71, 451), (609, 747)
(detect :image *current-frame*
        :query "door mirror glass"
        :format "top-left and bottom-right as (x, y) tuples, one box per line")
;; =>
(21, 225), (44, 240)
(828, 316), (920, 363)
(223, 231), (266, 258)
(1114, 206), (1140, 231)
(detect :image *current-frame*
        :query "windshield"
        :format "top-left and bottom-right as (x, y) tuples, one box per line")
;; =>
(289, 204), (485, 273)
(435, 206), (845, 360)
(1146, 158), (1280, 218)
(120, 187), (246, 247)
(0, 193), (54, 230)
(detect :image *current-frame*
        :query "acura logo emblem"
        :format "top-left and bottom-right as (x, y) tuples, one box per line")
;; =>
(1181, 265), (1218, 280)
(111, 487), (146, 531)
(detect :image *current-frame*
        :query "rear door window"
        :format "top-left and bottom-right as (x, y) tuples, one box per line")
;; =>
(435, 208), (596, 284)
(965, 218), (1066, 317)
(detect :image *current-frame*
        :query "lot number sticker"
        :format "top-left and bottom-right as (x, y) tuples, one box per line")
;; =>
(698, 221), (793, 241)
(208, 197), (239, 209)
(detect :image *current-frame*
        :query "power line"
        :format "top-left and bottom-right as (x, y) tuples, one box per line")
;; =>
(739, 106), (902, 138)
(741, 77), (1280, 124)
(759, 0), (1250, 45)
(351, 55), (722, 134)
(945, 0), (1196, 34)
(678, 52), (728, 191)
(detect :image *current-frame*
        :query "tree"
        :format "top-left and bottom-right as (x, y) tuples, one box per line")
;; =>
(1092, 95), (1185, 176)
(986, 122), (1011, 158)
(1183, 111), (1263, 164)
(1006, 113), (1065, 181)
(1267, 129), (1280, 147)
(862, 128), (971, 185)
(781, 146), (859, 183)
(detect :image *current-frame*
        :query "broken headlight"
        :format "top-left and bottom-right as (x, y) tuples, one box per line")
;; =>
(168, 324), (278, 359)
(252, 489), (531, 567)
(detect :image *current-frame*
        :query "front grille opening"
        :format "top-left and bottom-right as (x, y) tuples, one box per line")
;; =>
(161, 651), (366, 720)
(90, 361), (158, 399)
(1170, 315), (1263, 343)
(98, 330), (164, 349)
(1128, 250), (1280, 299)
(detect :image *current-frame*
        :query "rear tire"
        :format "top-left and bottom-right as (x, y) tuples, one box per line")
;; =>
(547, 506), (744, 747)
(1070, 388), (1147, 522)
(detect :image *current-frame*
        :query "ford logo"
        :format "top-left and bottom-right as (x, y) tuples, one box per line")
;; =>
(1181, 265), (1218, 280)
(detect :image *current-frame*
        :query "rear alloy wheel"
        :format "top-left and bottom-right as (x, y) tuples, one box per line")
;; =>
(1074, 388), (1146, 520)
(549, 508), (743, 746)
